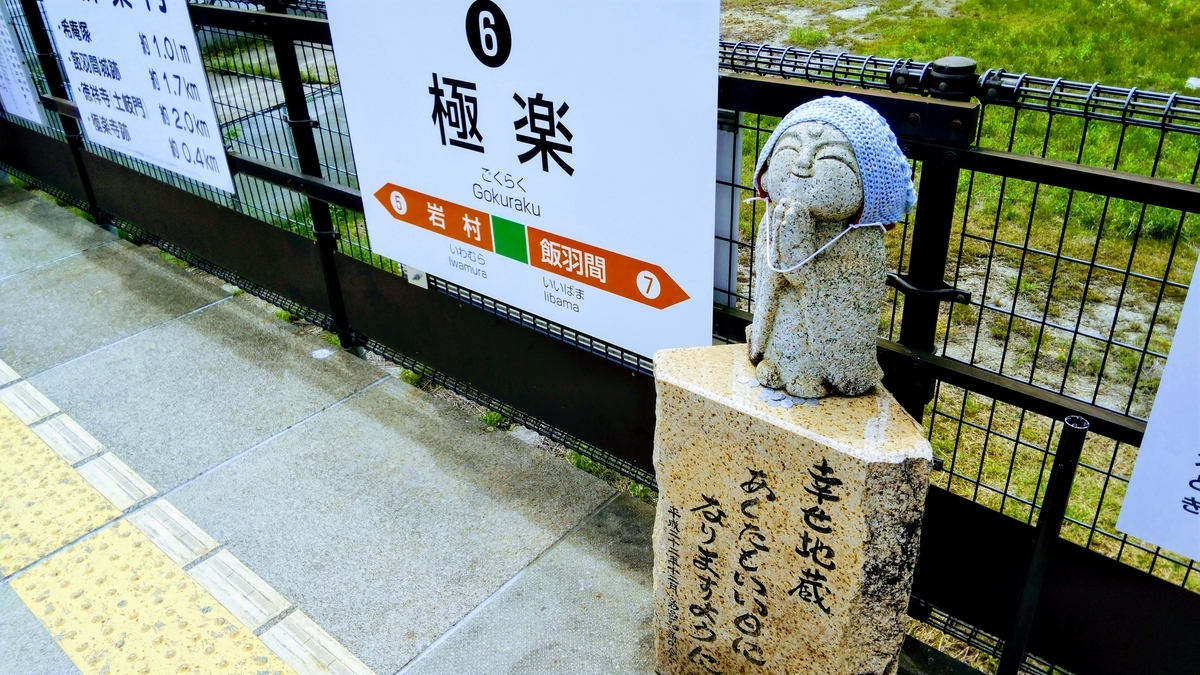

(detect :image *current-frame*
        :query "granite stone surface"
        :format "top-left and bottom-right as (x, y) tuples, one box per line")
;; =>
(404, 494), (655, 675)
(748, 122), (887, 398)
(652, 345), (932, 675)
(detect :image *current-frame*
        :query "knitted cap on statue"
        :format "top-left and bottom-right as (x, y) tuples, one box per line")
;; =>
(754, 96), (916, 228)
(747, 96), (916, 399)
(753, 96), (912, 225)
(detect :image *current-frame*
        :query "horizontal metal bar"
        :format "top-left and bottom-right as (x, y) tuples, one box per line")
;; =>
(878, 340), (1145, 446)
(39, 94), (79, 119)
(188, 4), (333, 43)
(961, 232), (1190, 291)
(719, 40), (1200, 136)
(337, 254), (658, 475)
(227, 152), (364, 213)
(719, 74), (978, 146)
(940, 145), (1200, 213)
(711, 306), (1144, 445)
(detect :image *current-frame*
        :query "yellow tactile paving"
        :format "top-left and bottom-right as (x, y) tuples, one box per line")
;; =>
(0, 403), (120, 577)
(12, 522), (297, 675)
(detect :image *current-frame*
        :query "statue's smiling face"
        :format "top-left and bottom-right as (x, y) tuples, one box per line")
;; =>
(763, 122), (863, 222)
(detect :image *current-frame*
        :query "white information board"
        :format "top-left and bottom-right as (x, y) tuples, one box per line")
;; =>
(42, 0), (233, 192)
(1117, 274), (1200, 560)
(327, 0), (719, 358)
(0, 0), (45, 125)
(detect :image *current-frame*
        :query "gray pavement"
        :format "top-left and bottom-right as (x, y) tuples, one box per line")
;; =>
(0, 238), (227, 376)
(169, 378), (616, 674)
(404, 495), (656, 675)
(0, 178), (658, 675)
(31, 295), (385, 491)
(0, 584), (82, 675)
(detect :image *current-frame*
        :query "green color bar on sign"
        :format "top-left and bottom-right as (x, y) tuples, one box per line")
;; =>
(491, 216), (529, 264)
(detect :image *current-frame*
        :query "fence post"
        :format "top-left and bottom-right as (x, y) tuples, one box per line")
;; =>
(996, 415), (1091, 675)
(891, 155), (961, 422)
(17, 0), (103, 224)
(263, 2), (359, 353)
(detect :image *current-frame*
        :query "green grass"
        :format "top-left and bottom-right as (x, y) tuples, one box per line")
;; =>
(629, 482), (657, 502)
(787, 26), (827, 47)
(157, 251), (188, 269)
(321, 332), (341, 348)
(273, 308), (295, 323)
(846, 0), (1200, 94)
(566, 450), (623, 484)
(398, 369), (424, 388)
(478, 409), (507, 429)
(205, 39), (337, 86)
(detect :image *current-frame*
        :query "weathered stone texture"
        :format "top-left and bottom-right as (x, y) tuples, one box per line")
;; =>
(653, 345), (932, 675)
(748, 122), (887, 399)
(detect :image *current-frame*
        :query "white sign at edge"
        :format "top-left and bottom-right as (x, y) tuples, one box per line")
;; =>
(1117, 269), (1200, 561)
(0, 1), (46, 126)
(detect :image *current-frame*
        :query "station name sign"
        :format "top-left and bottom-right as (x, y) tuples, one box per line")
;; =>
(327, 0), (719, 357)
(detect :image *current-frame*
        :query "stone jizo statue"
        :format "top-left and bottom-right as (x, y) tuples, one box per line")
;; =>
(748, 96), (917, 399)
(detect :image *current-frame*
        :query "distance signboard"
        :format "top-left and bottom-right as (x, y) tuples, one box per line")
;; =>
(42, 0), (232, 192)
(327, 0), (719, 358)
(0, 1), (45, 125)
(1118, 275), (1200, 560)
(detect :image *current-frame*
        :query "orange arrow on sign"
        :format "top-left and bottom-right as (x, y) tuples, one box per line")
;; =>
(527, 226), (689, 310)
(374, 183), (494, 251)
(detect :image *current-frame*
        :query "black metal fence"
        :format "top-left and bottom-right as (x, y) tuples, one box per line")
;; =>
(1, 2), (1198, 673)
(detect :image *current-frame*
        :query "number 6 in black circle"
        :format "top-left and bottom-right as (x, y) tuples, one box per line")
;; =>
(465, 0), (512, 68)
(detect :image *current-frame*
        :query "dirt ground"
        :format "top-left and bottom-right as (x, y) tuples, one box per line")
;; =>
(720, 0), (961, 47)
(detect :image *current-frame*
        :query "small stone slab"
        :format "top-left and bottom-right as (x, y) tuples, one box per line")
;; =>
(188, 549), (291, 631)
(32, 414), (104, 465)
(260, 610), (375, 675)
(127, 499), (219, 568)
(75, 452), (157, 511)
(0, 381), (59, 424)
(652, 345), (932, 675)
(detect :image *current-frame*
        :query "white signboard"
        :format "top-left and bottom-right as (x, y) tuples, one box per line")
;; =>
(0, 1), (45, 126)
(327, 0), (719, 357)
(1118, 274), (1200, 560)
(42, 0), (233, 192)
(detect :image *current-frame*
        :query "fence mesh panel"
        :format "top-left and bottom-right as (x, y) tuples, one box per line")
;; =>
(712, 41), (1199, 675)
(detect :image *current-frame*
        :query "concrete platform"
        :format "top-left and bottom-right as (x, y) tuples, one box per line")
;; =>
(0, 240), (227, 376)
(404, 494), (656, 675)
(0, 182), (111, 280)
(0, 179), (969, 675)
(0, 182), (649, 675)
(30, 294), (385, 491)
(0, 583), (82, 675)
(169, 378), (615, 674)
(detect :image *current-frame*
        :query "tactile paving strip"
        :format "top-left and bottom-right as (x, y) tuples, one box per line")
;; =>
(12, 522), (296, 675)
(34, 414), (105, 465)
(0, 380), (60, 424)
(0, 358), (19, 386)
(0, 404), (120, 577)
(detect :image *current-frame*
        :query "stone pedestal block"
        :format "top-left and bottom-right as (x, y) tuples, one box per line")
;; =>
(652, 345), (932, 675)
